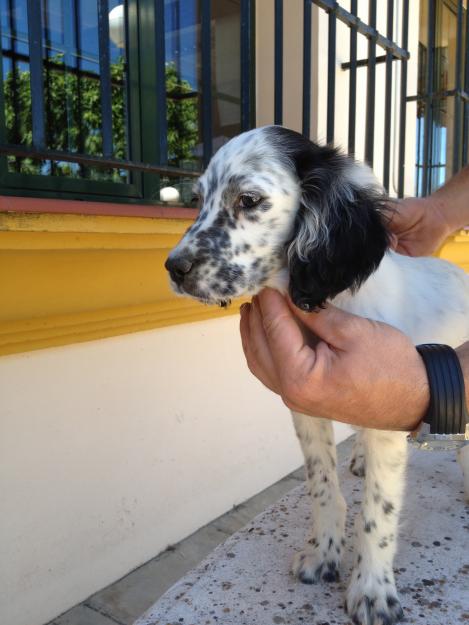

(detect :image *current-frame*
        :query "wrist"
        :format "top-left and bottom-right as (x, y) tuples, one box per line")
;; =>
(426, 195), (454, 240)
(408, 344), (469, 450)
(430, 188), (468, 235)
(400, 357), (429, 432)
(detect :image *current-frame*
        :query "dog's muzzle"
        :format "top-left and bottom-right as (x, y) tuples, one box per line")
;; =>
(165, 254), (194, 287)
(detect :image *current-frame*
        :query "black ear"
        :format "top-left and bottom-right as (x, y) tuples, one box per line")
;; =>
(286, 154), (391, 311)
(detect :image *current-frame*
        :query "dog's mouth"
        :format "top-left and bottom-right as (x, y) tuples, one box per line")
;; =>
(169, 278), (233, 309)
(193, 293), (233, 308)
(192, 294), (233, 308)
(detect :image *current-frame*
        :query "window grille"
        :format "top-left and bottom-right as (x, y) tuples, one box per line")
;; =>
(0, 0), (253, 203)
(414, 0), (469, 196)
(0, 1), (468, 204)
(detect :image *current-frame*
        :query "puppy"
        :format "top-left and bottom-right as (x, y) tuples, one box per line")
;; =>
(165, 125), (469, 625)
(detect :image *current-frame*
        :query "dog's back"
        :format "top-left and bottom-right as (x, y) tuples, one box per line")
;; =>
(333, 250), (469, 348)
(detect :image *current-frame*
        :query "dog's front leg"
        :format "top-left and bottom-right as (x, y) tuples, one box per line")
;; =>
(346, 429), (407, 625)
(291, 412), (346, 584)
(350, 430), (366, 477)
(458, 445), (469, 503)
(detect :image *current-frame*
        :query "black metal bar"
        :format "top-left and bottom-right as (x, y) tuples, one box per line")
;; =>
(43, 0), (55, 174)
(7, 0), (20, 159)
(342, 54), (388, 70)
(201, 0), (212, 165)
(326, 7), (336, 144)
(0, 143), (201, 177)
(365, 0), (377, 166)
(313, 0), (409, 60)
(452, 0), (463, 174)
(26, 0), (46, 148)
(422, 0), (436, 196)
(302, 0), (312, 138)
(463, 0), (469, 166)
(382, 0), (393, 192)
(74, 0), (86, 176)
(97, 0), (114, 158)
(155, 0), (168, 164)
(274, 0), (283, 125)
(397, 0), (409, 198)
(348, 0), (357, 155)
(1, 47), (124, 82)
(240, 0), (253, 131)
(407, 89), (469, 103)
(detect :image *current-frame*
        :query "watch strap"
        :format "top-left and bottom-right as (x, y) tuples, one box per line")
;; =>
(416, 344), (469, 435)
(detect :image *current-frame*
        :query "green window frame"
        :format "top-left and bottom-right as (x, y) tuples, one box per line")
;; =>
(0, 0), (254, 205)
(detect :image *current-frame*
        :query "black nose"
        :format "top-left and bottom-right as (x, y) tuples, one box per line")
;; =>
(165, 255), (194, 285)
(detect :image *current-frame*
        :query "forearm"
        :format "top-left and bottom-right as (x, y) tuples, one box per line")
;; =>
(430, 165), (469, 233)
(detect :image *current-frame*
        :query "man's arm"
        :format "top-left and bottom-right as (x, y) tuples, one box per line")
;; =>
(390, 165), (469, 257)
(240, 289), (431, 431)
(430, 164), (469, 232)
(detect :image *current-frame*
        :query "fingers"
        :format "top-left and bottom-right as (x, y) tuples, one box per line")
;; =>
(239, 301), (280, 393)
(286, 297), (363, 348)
(256, 289), (309, 371)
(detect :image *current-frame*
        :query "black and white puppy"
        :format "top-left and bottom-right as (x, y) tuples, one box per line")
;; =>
(166, 126), (469, 625)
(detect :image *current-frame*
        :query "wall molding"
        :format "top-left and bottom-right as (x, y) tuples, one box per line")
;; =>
(0, 212), (467, 357)
(0, 212), (243, 356)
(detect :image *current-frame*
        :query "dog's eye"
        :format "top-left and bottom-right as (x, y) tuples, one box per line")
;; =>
(238, 193), (262, 209)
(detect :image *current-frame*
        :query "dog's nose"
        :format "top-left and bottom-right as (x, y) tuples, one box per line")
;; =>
(165, 255), (194, 285)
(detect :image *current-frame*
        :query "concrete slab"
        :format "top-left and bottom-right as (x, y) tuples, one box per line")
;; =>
(52, 604), (121, 625)
(86, 526), (232, 625)
(82, 468), (305, 625)
(134, 446), (469, 625)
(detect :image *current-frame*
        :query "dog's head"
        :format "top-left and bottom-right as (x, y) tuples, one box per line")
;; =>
(165, 126), (391, 310)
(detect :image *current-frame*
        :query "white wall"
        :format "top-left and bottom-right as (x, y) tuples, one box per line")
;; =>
(0, 315), (352, 625)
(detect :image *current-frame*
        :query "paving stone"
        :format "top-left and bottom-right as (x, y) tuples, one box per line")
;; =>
(52, 604), (122, 625)
(45, 450), (334, 625)
(82, 468), (306, 625)
(135, 444), (469, 625)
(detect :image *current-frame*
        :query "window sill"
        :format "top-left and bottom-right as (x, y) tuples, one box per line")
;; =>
(0, 205), (243, 356)
(0, 195), (199, 220)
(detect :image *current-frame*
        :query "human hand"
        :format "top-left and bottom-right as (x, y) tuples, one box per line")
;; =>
(240, 289), (429, 431)
(388, 196), (452, 257)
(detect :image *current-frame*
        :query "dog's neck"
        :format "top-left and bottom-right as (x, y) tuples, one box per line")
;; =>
(264, 250), (398, 312)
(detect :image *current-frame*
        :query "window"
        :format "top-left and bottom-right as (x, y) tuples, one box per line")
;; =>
(0, 0), (251, 204)
(416, 0), (469, 196)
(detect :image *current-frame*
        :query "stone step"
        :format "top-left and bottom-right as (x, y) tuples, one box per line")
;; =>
(133, 440), (469, 625)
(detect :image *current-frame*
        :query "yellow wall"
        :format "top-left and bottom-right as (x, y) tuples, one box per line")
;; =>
(0, 211), (468, 357)
(437, 230), (469, 271)
(0, 212), (243, 356)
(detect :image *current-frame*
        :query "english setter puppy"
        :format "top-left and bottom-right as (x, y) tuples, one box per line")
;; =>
(165, 126), (469, 625)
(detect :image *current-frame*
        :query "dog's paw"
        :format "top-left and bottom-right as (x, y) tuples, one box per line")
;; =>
(349, 453), (366, 477)
(292, 534), (344, 584)
(292, 549), (340, 584)
(346, 569), (403, 625)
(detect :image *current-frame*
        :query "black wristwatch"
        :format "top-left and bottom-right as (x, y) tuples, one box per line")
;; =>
(408, 344), (469, 451)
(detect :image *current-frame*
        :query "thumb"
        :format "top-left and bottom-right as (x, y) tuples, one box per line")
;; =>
(287, 300), (361, 347)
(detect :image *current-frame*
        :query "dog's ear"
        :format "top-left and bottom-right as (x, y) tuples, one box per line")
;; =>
(286, 151), (391, 311)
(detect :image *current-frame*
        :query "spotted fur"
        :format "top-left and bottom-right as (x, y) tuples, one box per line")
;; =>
(166, 125), (469, 625)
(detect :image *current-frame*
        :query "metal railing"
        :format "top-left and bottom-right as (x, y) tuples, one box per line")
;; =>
(298, 0), (410, 195)
(2, 1), (467, 199)
(415, 0), (469, 196)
